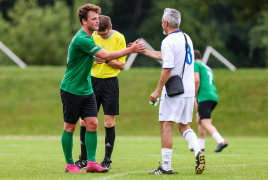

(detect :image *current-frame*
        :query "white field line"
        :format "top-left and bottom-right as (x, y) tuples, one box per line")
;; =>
(92, 171), (148, 180)
(92, 163), (268, 180)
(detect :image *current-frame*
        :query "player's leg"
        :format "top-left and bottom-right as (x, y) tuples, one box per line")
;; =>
(197, 113), (206, 151)
(198, 101), (227, 152)
(177, 97), (205, 174)
(101, 115), (115, 168)
(74, 119), (88, 169)
(149, 121), (177, 174)
(60, 89), (84, 173)
(149, 94), (177, 175)
(100, 77), (119, 169)
(82, 93), (108, 173)
(160, 121), (174, 171)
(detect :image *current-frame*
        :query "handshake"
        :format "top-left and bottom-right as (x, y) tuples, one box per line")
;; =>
(127, 39), (146, 54)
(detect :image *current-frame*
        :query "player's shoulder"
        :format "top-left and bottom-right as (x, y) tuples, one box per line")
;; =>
(75, 29), (94, 43)
(113, 30), (126, 40)
(194, 61), (202, 65)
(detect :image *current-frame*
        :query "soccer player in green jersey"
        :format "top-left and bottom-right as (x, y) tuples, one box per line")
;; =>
(60, 4), (145, 173)
(75, 15), (127, 170)
(193, 50), (228, 152)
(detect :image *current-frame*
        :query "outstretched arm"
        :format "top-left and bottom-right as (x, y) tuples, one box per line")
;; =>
(142, 49), (162, 60)
(94, 42), (145, 61)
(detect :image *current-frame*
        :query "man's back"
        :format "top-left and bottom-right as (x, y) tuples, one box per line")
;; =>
(194, 61), (218, 103)
(161, 31), (195, 97)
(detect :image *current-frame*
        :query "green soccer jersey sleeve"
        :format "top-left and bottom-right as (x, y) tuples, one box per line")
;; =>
(194, 61), (218, 103)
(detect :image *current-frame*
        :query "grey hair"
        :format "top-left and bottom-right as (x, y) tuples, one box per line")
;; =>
(162, 8), (181, 28)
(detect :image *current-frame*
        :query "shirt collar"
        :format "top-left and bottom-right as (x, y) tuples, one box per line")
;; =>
(170, 30), (181, 34)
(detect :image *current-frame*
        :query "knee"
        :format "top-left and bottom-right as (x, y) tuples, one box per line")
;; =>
(87, 119), (98, 131)
(64, 124), (76, 133)
(178, 124), (190, 134)
(160, 126), (170, 135)
(104, 116), (115, 128)
(104, 121), (114, 128)
(80, 119), (86, 126)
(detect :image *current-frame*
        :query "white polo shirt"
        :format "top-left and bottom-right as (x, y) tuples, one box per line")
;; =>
(161, 30), (195, 97)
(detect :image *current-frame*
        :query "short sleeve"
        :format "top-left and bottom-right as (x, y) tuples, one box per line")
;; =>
(116, 37), (127, 63)
(194, 62), (200, 73)
(77, 36), (101, 55)
(161, 40), (174, 69)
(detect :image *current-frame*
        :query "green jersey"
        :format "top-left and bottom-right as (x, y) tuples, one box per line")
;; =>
(60, 29), (101, 95)
(194, 61), (218, 103)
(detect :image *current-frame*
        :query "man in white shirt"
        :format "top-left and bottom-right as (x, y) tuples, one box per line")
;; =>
(142, 8), (205, 175)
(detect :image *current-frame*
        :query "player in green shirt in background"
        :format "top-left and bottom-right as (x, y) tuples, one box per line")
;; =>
(193, 50), (228, 152)
(60, 4), (145, 173)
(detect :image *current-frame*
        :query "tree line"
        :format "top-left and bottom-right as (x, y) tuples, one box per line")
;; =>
(0, 0), (267, 67)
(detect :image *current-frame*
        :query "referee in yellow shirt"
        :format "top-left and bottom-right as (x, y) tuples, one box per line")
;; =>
(75, 15), (126, 170)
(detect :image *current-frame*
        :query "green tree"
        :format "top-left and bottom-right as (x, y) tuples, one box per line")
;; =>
(249, 11), (268, 66)
(0, 0), (74, 65)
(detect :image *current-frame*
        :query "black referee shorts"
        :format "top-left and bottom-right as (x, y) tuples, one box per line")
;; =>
(60, 89), (98, 124)
(198, 100), (217, 120)
(91, 76), (119, 115)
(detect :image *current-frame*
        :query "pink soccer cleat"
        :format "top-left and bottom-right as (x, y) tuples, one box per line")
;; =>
(86, 161), (109, 173)
(65, 164), (85, 173)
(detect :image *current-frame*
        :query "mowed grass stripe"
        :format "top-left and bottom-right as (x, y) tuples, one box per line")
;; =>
(1, 137), (268, 179)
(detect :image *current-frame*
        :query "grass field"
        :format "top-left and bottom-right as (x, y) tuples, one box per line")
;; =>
(0, 66), (268, 136)
(1, 136), (268, 179)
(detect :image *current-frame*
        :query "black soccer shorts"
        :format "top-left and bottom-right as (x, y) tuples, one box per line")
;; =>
(60, 89), (98, 124)
(198, 100), (217, 120)
(91, 76), (119, 115)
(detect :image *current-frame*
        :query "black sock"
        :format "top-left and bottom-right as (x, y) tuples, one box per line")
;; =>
(80, 126), (87, 160)
(105, 126), (115, 160)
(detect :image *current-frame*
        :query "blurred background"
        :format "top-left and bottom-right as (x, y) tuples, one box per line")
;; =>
(0, 0), (267, 137)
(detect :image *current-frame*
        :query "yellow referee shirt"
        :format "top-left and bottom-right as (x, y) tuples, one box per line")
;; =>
(92, 30), (126, 78)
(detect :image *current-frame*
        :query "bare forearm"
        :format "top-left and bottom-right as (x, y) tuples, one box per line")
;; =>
(195, 82), (200, 97)
(107, 60), (125, 70)
(156, 69), (172, 92)
(102, 48), (132, 61)
(143, 49), (162, 60)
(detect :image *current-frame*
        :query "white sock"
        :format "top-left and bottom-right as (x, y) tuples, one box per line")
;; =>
(183, 129), (200, 157)
(199, 139), (205, 149)
(162, 148), (172, 170)
(212, 132), (224, 143)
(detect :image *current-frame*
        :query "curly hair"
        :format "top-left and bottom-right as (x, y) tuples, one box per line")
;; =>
(77, 4), (101, 25)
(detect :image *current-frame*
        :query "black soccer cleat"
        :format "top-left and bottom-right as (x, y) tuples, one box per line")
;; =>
(214, 141), (228, 152)
(75, 155), (87, 169)
(149, 162), (178, 175)
(100, 158), (112, 169)
(195, 151), (205, 174)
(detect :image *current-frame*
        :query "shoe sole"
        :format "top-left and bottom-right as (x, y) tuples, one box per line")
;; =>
(196, 153), (205, 174)
(65, 170), (84, 173)
(215, 143), (228, 152)
(87, 169), (109, 173)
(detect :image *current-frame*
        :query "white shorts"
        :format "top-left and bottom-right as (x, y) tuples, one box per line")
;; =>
(159, 95), (194, 124)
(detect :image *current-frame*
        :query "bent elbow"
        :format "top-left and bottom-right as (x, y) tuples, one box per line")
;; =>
(120, 64), (125, 70)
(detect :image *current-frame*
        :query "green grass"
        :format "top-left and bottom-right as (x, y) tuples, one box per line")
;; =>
(0, 66), (268, 136)
(1, 136), (268, 179)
